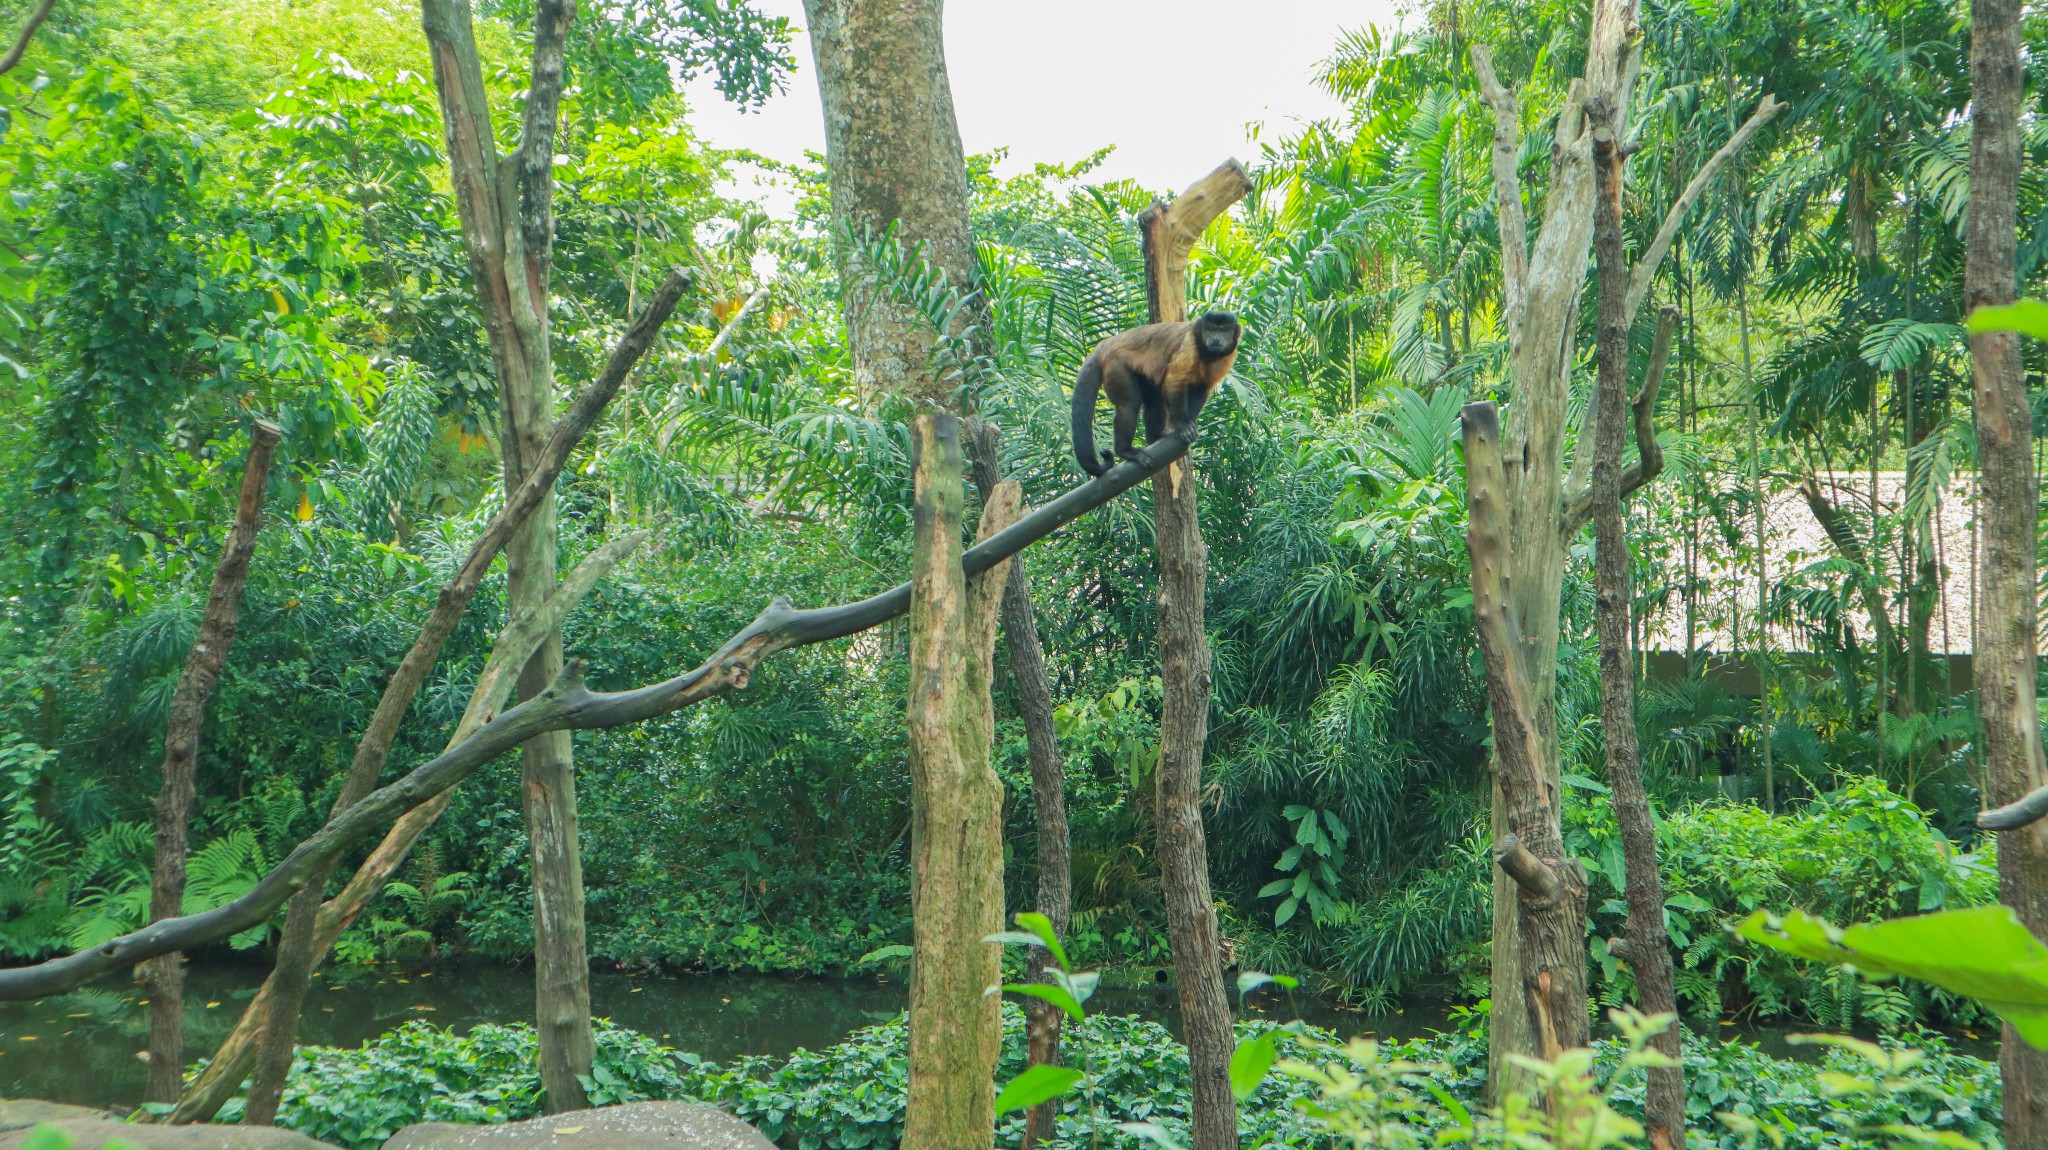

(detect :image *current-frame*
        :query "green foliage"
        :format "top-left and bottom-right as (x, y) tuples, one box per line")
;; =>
(1566, 780), (1995, 1030)
(1740, 904), (2048, 1047)
(253, 1020), (694, 1149)
(253, 1011), (2001, 1150)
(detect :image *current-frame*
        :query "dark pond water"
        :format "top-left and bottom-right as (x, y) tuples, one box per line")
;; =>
(0, 960), (1454, 1109)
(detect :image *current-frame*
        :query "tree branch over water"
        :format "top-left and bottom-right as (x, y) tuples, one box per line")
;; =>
(0, 431), (1194, 999)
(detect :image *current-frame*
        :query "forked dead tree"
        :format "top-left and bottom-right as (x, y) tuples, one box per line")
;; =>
(1463, 0), (1779, 1078)
(1138, 159), (1250, 1150)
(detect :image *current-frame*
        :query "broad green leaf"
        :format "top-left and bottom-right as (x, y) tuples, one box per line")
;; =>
(1011, 911), (1071, 973)
(1967, 299), (2048, 341)
(1737, 905), (2048, 1047)
(994, 981), (1086, 1021)
(993, 1063), (1083, 1113)
(1229, 1032), (1278, 1099)
(1236, 971), (1300, 997)
(855, 944), (912, 967)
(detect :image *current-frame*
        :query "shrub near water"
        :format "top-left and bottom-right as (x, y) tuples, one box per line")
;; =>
(263, 1009), (1999, 1150)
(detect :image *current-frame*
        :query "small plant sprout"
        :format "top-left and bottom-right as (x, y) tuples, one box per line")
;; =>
(984, 912), (1094, 1115)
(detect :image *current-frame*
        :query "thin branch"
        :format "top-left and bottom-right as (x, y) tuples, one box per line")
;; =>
(1624, 94), (1786, 318)
(1560, 305), (1678, 537)
(0, 0), (56, 76)
(0, 429), (1197, 1000)
(1470, 46), (1528, 332)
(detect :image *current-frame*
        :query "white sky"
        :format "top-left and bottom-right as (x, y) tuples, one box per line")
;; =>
(682, 0), (1403, 208)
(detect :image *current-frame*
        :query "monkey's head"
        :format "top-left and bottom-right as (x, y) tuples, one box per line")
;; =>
(1194, 311), (1241, 360)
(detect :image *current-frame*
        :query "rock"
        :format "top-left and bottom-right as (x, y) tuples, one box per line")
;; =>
(381, 1103), (774, 1150)
(0, 1105), (339, 1150)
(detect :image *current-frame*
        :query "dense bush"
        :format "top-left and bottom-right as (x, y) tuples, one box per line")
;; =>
(1576, 779), (1998, 1030)
(261, 1010), (1999, 1150)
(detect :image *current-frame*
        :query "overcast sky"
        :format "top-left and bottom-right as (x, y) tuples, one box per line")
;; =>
(681, 0), (1403, 206)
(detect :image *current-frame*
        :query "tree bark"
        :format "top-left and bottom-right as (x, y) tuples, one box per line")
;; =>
(1590, 113), (1682, 1150)
(1462, 401), (1592, 1062)
(966, 422), (1070, 1150)
(419, 0), (592, 1107)
(138, 422), (280, 1105)
(802, 0), (975, 406)
(901, 414), (1012, 1150)
(1138, 160), (1250, 1150)
(1963, 0), (2048, 1143)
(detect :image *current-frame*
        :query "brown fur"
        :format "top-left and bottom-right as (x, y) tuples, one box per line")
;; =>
(1071, 311), (1241, 477)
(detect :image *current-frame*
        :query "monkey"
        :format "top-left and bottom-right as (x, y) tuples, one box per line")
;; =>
(1070, 311), (1241, 477)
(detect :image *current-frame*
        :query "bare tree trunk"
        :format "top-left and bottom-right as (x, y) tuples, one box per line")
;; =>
(1963, 0), (2048, 1143)
(138, 422), (281, 1104)
(966, 423), (1071, 1150)
(418, 0), (592, 1107)
(180, 280), (682, 1124)
(1589, 113), (1682, 1150)
(1138, 161), (1249, 1150)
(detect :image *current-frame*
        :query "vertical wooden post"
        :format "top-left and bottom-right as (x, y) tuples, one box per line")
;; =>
(1139, 159), (1250, 1150)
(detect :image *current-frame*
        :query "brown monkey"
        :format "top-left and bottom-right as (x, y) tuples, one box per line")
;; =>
(1070, 311), (1241, 477)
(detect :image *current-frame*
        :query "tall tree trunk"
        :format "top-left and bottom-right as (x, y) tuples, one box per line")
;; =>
(1468, 7), (1779, 1084)
(1589, 115), (1683, 1150)
(139, 422), (281, 1104)
(419, 0), (592, 1108)
(1963, 0), (2048, 1143)
(802, 6), (1004, 1149)
(1138, 161), (1249, 1150)
(966, 423), (1071, 1150)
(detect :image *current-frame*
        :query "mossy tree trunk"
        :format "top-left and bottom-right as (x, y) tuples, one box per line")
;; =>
(802, 5), (1007, 1148)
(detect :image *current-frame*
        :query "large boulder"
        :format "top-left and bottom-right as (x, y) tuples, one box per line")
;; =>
(381, 1104), (773, 1150)
(0, 1102), (339, 1150)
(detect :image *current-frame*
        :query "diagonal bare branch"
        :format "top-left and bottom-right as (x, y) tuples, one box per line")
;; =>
(0, 428), (1196, 1000)
(0, 0), (55, 75)
(1625, 94), (1786, 318)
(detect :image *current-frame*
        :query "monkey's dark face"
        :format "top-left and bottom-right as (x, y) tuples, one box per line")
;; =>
(1194, 311), (1241, 359)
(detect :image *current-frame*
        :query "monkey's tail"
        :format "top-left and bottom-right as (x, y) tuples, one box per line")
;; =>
(1071, 354), (1108, 477)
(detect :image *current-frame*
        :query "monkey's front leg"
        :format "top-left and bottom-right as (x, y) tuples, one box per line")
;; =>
(1113, 399), (1145, 463)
